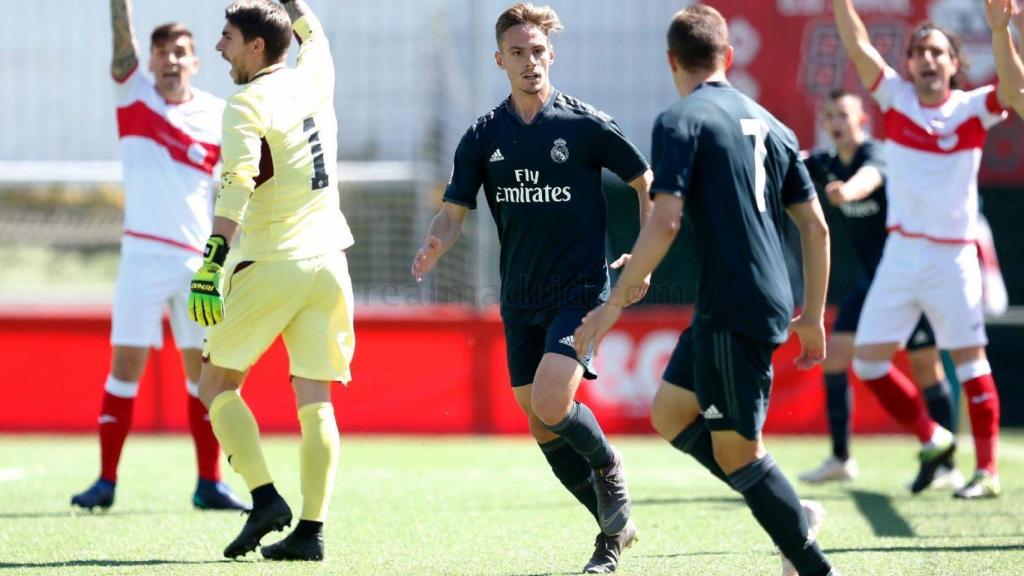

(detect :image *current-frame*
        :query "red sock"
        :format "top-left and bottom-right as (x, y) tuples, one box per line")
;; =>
(862, 369), (936, 443)
(99, 392), (134, 482)
(188, 394), (222, 481)
(963, 374), (1000, 474)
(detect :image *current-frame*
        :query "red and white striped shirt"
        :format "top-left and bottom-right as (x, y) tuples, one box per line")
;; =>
(114, 66), (224, 256)
(871, 66), (1006, 243)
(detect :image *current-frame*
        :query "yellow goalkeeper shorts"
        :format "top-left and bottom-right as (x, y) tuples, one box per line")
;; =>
(204, 251), (355, 383)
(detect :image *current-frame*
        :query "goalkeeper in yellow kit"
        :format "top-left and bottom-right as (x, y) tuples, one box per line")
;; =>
(188, 0), (354, 561)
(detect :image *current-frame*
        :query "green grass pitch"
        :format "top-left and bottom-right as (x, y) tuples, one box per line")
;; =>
(0, 433), (1022, 575)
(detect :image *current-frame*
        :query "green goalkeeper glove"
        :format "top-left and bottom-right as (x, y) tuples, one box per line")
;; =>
(188, 235), (229, 327)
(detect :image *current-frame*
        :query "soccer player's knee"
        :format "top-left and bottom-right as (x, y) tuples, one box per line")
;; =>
(526, 413), (559, 442)
(110, 348), (148, 382)
(710, 435), (758, 475)
(532, 395), (571, 427)
(650, 399), (683, 441)
(852, 358), (891, 381)
(197, 369), (241, 409)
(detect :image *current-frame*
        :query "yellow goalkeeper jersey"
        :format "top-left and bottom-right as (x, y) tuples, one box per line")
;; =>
(216, 14), (353, 261)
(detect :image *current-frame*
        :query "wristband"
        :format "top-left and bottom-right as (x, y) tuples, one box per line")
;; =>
(204, 235), (229, 267)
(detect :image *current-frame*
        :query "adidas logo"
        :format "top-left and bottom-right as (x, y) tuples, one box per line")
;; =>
(559, 335), (574, 347)
(98, 415), (118, 425)
(489, 149), (505, 162)
(703, 405), (723, 420)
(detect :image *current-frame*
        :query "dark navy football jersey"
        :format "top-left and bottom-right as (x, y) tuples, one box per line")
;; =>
(444, 89), (649, 313)
(804, 140), (888, 275)
(651, 82), (816, 344)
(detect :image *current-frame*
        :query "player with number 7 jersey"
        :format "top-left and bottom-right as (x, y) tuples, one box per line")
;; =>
(188, 0), (354, 561)
(574, 6), (834, 575)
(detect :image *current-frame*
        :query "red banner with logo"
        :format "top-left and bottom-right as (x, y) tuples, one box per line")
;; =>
(713, 0), (1023, 185)
(0, 307), (903, 436)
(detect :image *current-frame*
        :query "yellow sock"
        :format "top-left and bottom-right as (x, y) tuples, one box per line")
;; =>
(298, 402), (340, 522)
(209, 390), (273, 491)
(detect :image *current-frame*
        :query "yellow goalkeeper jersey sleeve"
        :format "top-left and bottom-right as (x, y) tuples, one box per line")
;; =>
(216, 14), (353, 261)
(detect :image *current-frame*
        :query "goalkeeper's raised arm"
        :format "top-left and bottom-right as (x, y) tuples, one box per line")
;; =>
(280, 0), (311, 22)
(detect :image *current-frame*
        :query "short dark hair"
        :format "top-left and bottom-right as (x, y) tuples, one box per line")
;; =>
(667, 4), (729, 72)
(495, 3), (563, 48)
(826, 88), (860, 103)
(905, 21), (968, 89)
(225, 0), (292, 65)
(150, 23), (194, 52)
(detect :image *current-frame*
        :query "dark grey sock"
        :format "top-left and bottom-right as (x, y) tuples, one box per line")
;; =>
(539, 437), (599, 522)
(729, 455), (831, 576)
(923, 380), (954, 432)
(543, 402), (614, 469)
(294, 519), (323, 538)
(669, 416), (729, 484)
(251, 483), (280, 509)
(824, 372), (853, 461)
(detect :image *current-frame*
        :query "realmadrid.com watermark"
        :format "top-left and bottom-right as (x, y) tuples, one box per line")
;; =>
(353, 279), (696, 307)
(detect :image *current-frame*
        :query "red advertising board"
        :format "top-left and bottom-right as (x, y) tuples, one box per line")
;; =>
(714, 0), (1023, 185)
(0, 306), (903, 436)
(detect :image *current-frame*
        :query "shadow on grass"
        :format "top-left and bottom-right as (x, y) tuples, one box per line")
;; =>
(634, 492), (850, 507)
(633, 495), (744, 506)
(849, 489), (915, 537)
(0, 509), (187, 519)
(0, 559), (225, 569)
(643, 550), (743, 559)
(494, 572), (580, 576)
(829, 543), (1024, 554)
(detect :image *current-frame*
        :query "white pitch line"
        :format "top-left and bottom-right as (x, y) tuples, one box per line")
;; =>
(0, 467), (26, 482)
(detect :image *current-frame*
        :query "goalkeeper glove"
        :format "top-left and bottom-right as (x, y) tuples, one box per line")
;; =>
(188, 235), (229, 327)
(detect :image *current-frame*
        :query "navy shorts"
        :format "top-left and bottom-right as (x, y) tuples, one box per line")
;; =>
(662, 326), (777, 440)
(503, 306), (597, 387)
(834, 276), (936, 351)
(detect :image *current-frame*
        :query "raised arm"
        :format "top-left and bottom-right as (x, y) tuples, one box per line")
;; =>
(280, 0), (311, 22)
(832, 0), (886, 89)
(986, 0), (1024, 117)
(110, 0), (139, 81)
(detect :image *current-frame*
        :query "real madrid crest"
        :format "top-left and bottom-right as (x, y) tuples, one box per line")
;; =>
(550, 138), (569, 163)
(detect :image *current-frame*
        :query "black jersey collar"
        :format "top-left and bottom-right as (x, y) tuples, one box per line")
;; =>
(695, 80), (730, 92)
(505, 88), (559, 126)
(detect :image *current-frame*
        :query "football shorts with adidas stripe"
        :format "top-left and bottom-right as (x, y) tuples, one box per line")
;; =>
(503, 305), (596, 387)
(662, 325), (777, 440)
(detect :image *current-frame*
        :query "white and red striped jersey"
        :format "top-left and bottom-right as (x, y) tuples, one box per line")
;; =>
(114, 65), (224, 256)
(871, 66), (1007, 243)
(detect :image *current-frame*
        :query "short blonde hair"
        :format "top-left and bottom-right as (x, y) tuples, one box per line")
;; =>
(495, 3), (563, 47)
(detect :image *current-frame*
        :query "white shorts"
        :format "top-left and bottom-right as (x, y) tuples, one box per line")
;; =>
(855, 234), (987, 350)
(111, 252), (205, 350)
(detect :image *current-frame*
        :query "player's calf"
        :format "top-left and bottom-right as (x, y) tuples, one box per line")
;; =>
(590, 445), (631, 536)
